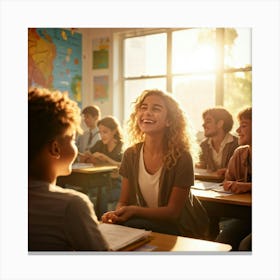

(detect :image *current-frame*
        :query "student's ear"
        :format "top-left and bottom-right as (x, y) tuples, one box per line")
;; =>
(49, 140), (61, 159)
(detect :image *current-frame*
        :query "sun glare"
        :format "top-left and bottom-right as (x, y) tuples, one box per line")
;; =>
(172, 42), (216, 73)
(191, 44), (216, 72)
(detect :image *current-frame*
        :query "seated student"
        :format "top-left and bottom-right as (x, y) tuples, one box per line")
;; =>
(215, 107), (252, 251)
(196, 107), (239, 177)
(28, 88), (108, 251)
(101, 89), (209, 238)
(76, 105), (101, 154)
(79, 116), (124, 216)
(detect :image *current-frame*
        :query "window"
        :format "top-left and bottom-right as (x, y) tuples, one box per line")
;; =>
(119, 28), (252, 136)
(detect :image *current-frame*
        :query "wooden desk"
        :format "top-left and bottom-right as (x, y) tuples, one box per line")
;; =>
(122, 231), (232, 252)
(72, 165), (118, 175)
(191, 188), (252, 240)
(57, 164), (118, 218)
(192, 189), (251, 207)
(194, 168), (223, 182)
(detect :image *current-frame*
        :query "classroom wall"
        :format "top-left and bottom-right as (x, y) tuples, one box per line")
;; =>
(78, 28), (136, 124)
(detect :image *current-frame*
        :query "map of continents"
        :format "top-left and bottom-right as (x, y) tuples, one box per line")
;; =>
(28, 28), (82, 106)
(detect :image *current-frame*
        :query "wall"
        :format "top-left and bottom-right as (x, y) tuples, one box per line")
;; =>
(78, 28), (136, 123)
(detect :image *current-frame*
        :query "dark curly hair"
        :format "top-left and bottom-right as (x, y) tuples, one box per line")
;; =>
(28, 87), (82, 162)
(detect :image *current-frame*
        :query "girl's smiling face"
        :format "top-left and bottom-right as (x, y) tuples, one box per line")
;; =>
(137, 94), (170, 135)
(98, 124), (116, 145)
(236, 117), (252, 146)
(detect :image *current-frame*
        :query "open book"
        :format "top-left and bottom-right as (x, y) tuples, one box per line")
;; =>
(98, 223), (151, 251)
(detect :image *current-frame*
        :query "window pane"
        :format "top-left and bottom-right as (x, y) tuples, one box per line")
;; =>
(224, 71), (252, 130)
(172, 28), (216, 73)
(224, 28), (252, 69)
(172, 74), (215, 134)
(124, 78), (166, 122)
(124, 33), (167, 77)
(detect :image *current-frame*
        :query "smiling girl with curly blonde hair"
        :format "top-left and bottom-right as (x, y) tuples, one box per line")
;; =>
(102, 89), (209, 238)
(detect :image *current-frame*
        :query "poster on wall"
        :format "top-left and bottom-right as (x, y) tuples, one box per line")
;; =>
(93, 75), (109, 101)
(92, 37), (110, 69)
(28, 28), (82, 107)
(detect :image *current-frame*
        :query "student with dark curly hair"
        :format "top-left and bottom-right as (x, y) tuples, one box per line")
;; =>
(102, 89), (209, 238)
(28, 88), (108, 251)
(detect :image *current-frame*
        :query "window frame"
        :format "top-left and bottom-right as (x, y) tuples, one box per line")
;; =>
(116, 28), (252, 127)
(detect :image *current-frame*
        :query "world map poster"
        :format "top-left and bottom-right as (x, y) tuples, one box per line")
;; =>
(28, 28), (82, 107)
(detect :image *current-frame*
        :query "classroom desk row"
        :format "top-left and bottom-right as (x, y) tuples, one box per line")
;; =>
(191, 188), (251, 239)
(57, 165), (250, 250)
(193, 168), (251, 240)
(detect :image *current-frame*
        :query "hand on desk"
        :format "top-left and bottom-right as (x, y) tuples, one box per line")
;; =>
(101, 206), (135, 224)
(92, 152), (109, 162)
(78, 151), (92, 163)
(223, 180), (252, 194)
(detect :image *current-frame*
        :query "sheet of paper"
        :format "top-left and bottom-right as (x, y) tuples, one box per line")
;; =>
(211, 184), (232, 194)
(72, 163), (94, 169)
(192, 181), (220, 190)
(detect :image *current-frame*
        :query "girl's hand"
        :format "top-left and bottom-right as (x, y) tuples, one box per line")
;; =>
(101, 211), (119, 224)
(223, 181), (251, 194)
(113, 206), (136, 223)
(223, 180), (233, 191)
(93, 152), (109, 162)
(79, 153), (90, 163)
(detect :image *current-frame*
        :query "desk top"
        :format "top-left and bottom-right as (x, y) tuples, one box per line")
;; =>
(194, 168), (223, 182)
(191, 188), (252, 206)
(72, 164), (118, 174)
(122, 231), (231, 252)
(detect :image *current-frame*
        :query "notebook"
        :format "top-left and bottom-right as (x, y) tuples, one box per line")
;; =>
(98, 223), (151, 251)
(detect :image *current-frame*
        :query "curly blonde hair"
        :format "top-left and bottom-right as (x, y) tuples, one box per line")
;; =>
(127, 89), (198, 169)
(28, 87), (82, 162)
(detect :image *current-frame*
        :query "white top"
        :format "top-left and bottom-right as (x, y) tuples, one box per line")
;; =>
(208, 133), (234, 168)
(138, 145), (163, 207)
